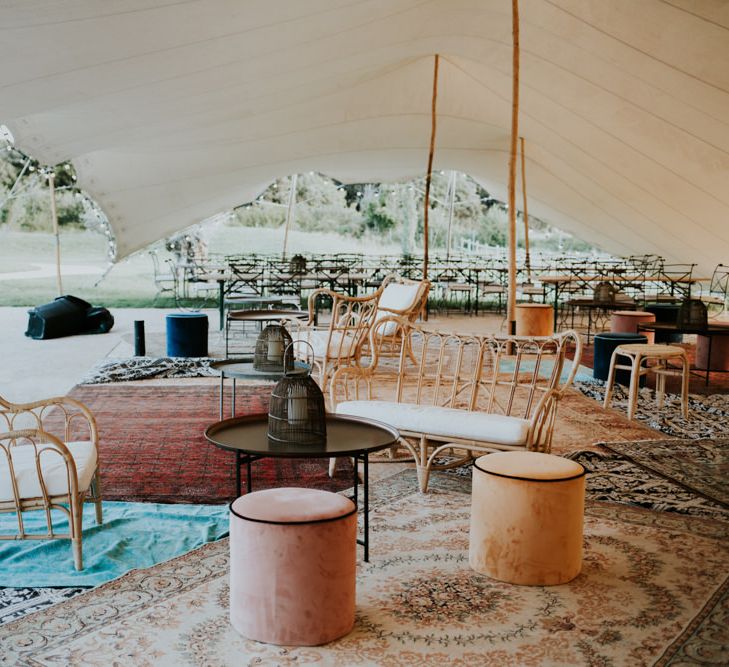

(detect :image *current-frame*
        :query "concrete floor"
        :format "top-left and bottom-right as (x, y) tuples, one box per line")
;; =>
(1, 307), (511, 404)
(0, 307), (217, 402)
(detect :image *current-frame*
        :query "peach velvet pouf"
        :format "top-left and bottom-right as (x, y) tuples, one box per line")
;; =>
(469, 452), (586, 586)
(229, 487), (357, 646)
(515, 303), (554, 336)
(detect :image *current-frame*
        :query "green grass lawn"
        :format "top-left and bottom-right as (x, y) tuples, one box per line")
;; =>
(0, 225), (401, 307)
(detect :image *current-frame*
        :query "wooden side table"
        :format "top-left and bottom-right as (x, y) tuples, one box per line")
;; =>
(603, 343), (689, 421)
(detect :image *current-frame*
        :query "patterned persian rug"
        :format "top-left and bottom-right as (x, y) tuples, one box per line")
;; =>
(566, 451), (729, 523)
(1, 471), (727, 666)
(575, 380), (729, 438)
(57, 384), (354, 504)
(602, 437), (729, 508)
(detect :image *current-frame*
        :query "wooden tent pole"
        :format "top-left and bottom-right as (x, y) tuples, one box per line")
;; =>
(48, 170), (63, 296)
(520, 136), (531, 283)
(445, 170), (457, 261)
(282, 173), (297, 259)
(506, 0), (520, 335)
(422, 53), (440, 282)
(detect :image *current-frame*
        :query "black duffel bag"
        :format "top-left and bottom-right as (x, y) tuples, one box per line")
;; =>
(26, 295), (114, 339)
(85, 306), (115, 334)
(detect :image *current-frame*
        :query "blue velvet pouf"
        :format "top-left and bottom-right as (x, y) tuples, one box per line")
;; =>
(166, 313), (208, 357)
(593, 332), (648, 386)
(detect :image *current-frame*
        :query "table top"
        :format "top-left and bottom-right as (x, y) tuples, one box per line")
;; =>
(638, 321), (729, 335)
(205, 413), (400, 458)
(210, 358), (310, 381)
(225, 295), (294, 304)
(541, 274), (707, 285)
(227, 309), (306, 322)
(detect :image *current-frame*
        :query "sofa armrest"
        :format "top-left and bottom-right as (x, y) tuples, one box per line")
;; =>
(525, 388), (563, 452)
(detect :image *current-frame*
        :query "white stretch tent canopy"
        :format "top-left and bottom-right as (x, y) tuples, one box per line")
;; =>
(1, 0), (728, 273)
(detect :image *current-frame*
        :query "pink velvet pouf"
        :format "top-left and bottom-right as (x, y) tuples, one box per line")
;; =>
(469, 452), (586, 586)
(229, 487), (357, 646)
(610, 310), (656, 343)
(696, 333), (729, 371)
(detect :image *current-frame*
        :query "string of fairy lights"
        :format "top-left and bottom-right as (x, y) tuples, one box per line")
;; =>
(1, 142), (118, 262)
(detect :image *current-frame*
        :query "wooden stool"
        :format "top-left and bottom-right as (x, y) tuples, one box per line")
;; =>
(603, 344), (689, 421)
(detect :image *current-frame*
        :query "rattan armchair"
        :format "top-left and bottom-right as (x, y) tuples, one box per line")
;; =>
(370, 274), (431, 363)
(287, 284), (385, 387)
(0, 395), (102, 570)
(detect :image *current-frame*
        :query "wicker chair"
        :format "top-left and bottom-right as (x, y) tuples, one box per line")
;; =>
(370, 274), (431, 363)
(0, 395), (102, 570)
(287, 284), (385, 387)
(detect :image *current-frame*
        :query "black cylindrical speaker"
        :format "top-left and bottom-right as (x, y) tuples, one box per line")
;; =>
(134, 320), (146, 356)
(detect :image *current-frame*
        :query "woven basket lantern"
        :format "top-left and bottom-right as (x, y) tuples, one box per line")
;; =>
(677, 298), (708, 329)
(289, 254), (307, 274)
(254, 324), (294, 372)
(593, 281), (616, 304)
(268, 343), (326, 446)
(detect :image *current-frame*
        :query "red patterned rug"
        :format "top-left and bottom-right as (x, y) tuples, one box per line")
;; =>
(66, 383), (354, 504)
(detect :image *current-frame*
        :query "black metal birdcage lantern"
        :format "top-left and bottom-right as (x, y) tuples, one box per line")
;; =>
(253, 324), (294, 372)
(267, 344), (326, 446)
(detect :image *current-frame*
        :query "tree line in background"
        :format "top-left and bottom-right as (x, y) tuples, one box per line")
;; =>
(0, 149), (596, 255)
(231, 172), (596, 254)
(0, 150), (92, 231)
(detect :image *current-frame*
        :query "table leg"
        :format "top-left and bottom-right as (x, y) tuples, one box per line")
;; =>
(474, 271), (480, 316)
(353, 454), (364, 559)
(232, 378), (236, 418)
(553, 284), (559, 331)
(235, 451), (241, 497)
(247, 457), (252, 494)
(218, 280), (225, 331)
(706, 336), (712, 386)
(363, 452), (369, 563)
(219, 374), (224, 420)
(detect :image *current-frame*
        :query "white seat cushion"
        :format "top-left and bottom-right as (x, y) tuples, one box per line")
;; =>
(0, 441), (98, 502)
(375, 283), (422, 336)
(292, 330), (358, 359)
(336, 401), (530, 446)
(379, 283), (421, 313)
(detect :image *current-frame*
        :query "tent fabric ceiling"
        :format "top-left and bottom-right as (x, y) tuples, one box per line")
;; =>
(0, 0), (727, 274)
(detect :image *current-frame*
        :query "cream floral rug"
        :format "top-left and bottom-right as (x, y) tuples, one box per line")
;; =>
(1, 473), (727, 666)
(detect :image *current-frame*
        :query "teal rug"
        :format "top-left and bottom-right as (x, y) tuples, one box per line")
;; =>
(499, 357), (592, 384)
(0, 501), (229, 588)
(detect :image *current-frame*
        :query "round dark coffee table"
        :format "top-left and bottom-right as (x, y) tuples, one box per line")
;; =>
(204, 413), (400, 561)
(224, 308), (307, 356)
(210, 358), (309, 419)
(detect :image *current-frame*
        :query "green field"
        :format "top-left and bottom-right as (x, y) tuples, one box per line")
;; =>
(0, 225), (402, 307)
